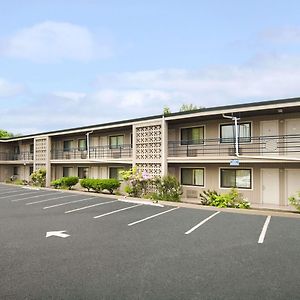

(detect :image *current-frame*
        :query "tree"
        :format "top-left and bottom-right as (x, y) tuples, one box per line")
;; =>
(0, 129), (14, 138)
(163, 106), (171, 116)
(179, 104), (203, 112)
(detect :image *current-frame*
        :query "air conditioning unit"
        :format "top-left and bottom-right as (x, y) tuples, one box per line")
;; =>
(186, 189), (198, 198)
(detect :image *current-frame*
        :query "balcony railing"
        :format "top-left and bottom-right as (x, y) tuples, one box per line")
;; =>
(0, 152), (34, 161)
(51, 144), (132, 160)
(168, 134), (300, 157)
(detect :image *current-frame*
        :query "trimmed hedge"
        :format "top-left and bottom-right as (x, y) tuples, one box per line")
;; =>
(51, 176), (79, 190)
(80, 178), (120, 194)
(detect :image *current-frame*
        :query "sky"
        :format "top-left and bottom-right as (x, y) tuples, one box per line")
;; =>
(1, 0), (300, 134)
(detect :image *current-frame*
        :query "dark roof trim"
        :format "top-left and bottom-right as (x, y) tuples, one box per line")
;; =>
(1, 96), (300, 141)
(165, 96), (300, 118)
(0, 114), (162, 141)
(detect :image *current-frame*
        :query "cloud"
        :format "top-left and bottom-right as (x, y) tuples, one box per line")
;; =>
(95, 54), (300, 107)
(3, 53), (300, 134)
(0, 21), (112, 63)
(261, 26), (300, 43)
(0, 78), (26, 98)
(52, 91), (87, 103)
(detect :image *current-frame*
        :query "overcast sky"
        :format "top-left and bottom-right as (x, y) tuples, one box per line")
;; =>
(1, 0), (300, 134)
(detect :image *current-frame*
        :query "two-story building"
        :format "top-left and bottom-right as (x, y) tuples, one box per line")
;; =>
(1, 97), (300, 209)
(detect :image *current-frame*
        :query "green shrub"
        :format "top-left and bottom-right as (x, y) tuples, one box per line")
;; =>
(199, 189), (220, 205)
(199, 188), (250, 209)
(80, 178), (94, 191)
(51, 179), (62, 189)
(80, 178), (121, 194)
(91, 179), (103, 193)
(289, 192), (300, 211)
(51, 176), (79, 190)
(31, 169), (46, 187)
(153, 175), (182, 202)
(60, 176), (79, 190)
(124, 185), (134, 196)
(100, 179), (120, 194)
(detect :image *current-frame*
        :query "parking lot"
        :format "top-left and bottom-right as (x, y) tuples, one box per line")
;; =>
(1, 183), (300, 300)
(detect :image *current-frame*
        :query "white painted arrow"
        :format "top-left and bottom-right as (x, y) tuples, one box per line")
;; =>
(45, 230), (70, 238)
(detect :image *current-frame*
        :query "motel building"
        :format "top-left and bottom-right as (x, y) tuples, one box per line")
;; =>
(1, 97), (300, 210)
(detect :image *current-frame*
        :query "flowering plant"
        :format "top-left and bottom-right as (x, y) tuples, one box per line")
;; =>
(120, 167), (152, 197)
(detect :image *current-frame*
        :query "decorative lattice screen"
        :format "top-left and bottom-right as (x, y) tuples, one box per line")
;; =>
(35, 138), (47, 161)
(136, 163), (162, 178)
(136, 125), (162, 160)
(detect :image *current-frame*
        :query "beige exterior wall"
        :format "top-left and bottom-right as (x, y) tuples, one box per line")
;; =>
(168, 113), (300, 141)
(170, 163), (300, 206)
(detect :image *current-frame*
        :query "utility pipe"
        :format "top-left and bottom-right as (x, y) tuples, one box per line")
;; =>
(86, 130), (93, 160)
(222, 114), (240, 157)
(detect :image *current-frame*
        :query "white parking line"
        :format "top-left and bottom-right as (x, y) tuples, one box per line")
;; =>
(1, 191), (41, 199)
(65, 200), (118, 214)
(43, 197), (99, 209)
(258, 216), (271, 244)
(26, 194), (78, 205)
(11, 192), (57, 202)
(0, 190), (25, 195)
(119, 198), (164, 207)
(93, 204), (143, 219)
(128, 207), (179, 226)
(184, 211), (221, 235)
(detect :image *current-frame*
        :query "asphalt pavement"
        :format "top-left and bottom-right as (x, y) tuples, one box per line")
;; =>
(0, 183), (300, 300)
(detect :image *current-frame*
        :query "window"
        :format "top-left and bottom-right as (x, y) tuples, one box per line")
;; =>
(13, 166), (19, 175)
(181, 127), (204, 145)
(30, 144), (34, 154)
(220, 169), (251, 189)
(78, 139), (87, 151)
(14, 146), (20, 154)
(109, 135), (124, 149)
(29, 166), (34, 175)
(181, 168), (204, 186)
(63, 140), (72, 151)
(220, 123), (251, 143)
(63, 167), (73, 177)
(78, 167), (89, 179)
(109, 167), (124, 180)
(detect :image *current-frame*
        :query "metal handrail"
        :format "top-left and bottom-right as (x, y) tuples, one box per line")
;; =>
(0, 151), (34, 161)
(168, 134), (300, 157)
(51, 144), (133, 159)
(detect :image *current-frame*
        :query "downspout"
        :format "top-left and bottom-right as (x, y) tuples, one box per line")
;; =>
(222, 114), (240, 157)
(86, 131), (93, 160)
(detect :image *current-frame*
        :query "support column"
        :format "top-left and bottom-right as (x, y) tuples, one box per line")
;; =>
(161, 116), (168, 177)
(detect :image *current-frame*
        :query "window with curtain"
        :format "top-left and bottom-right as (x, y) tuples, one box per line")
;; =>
(63, 167), (73, 177)
(109, 167), (124, 180)
(220, 169), (251, 189)
(181, 168), (204, 186)
(78, 167), (89, 179)
(220, 123), (251, 143)
(78, 139), (87, 151)
(181, 127), (204, 145)
(109, 135), (124, 149)
(63, 140), (72, 151)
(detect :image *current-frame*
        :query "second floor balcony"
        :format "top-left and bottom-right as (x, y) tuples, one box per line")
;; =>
(0, 151), (34, 161)
(51, 144), (133, 160)
(168, 134), (300, 158)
